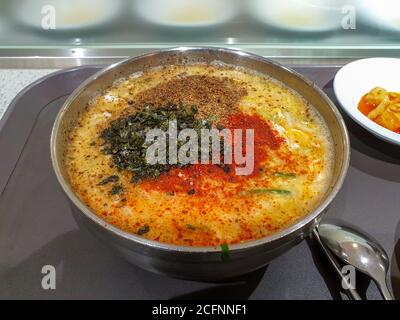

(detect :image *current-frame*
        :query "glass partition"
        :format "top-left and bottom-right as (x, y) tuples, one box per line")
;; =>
(0, 0), (399, 58)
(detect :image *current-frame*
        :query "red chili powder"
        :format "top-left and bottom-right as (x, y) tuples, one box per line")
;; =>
(141, 112), (283, 194)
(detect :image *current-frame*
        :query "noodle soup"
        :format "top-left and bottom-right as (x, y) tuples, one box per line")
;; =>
(66, 63), (334, 247)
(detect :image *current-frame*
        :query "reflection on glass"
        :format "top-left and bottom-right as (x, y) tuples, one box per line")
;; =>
(0, 0), (398, 54)
(248, 0), (352, 32)
(361, 0), (400, 32)
(134, 0), (238, 28)
(9, 0), (123, 31)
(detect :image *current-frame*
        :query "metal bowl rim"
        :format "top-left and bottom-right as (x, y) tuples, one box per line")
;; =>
(50, 46), (350, 253)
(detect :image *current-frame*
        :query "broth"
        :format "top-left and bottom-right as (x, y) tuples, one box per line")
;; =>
(66, 63), (334, 246)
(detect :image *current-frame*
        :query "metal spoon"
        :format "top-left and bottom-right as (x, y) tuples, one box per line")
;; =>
(312, 228), (362, 300)
(318, 223), (393, 300)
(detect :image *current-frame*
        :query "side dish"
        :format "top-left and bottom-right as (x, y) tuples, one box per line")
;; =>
(358, 87), (400, 134)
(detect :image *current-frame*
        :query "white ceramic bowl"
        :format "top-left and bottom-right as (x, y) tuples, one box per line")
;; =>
(247, 0), (344, 32)
(334, 58), (400, 145)
(359, 0), (400, 33)
(134, 0), (238, 28)
(11, 0), (122, 31)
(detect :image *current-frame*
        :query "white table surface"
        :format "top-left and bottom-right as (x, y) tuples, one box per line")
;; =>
(0, 69), (58, 120)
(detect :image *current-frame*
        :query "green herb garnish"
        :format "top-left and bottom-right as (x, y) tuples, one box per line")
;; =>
(273, 172), (296, 178)
(207, 114), (218, 123)
(100, 104), (214, 183)
(265, 189), (291, 195)
(110, 185), (123, 195)
(98, 175), (119, 185)
(137, 225), (150, 236)
(220, 243), (230, 262)
(240, 188), (291, 195)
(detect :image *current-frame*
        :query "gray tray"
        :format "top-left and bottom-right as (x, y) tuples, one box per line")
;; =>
(0, 65), (399, 300)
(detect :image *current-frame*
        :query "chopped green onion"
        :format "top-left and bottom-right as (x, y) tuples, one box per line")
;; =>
(273, 172), (296, 178)
(220, 243), (230, 261)
(240, 188), (291, 195)
(266, 189), (291, 195)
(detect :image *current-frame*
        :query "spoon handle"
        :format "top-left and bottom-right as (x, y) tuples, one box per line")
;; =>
(377, 281), (393, 300)
(312, 229), (362, 300)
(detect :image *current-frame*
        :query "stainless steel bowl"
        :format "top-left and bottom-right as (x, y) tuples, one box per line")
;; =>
(51, 47), (350, 281)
